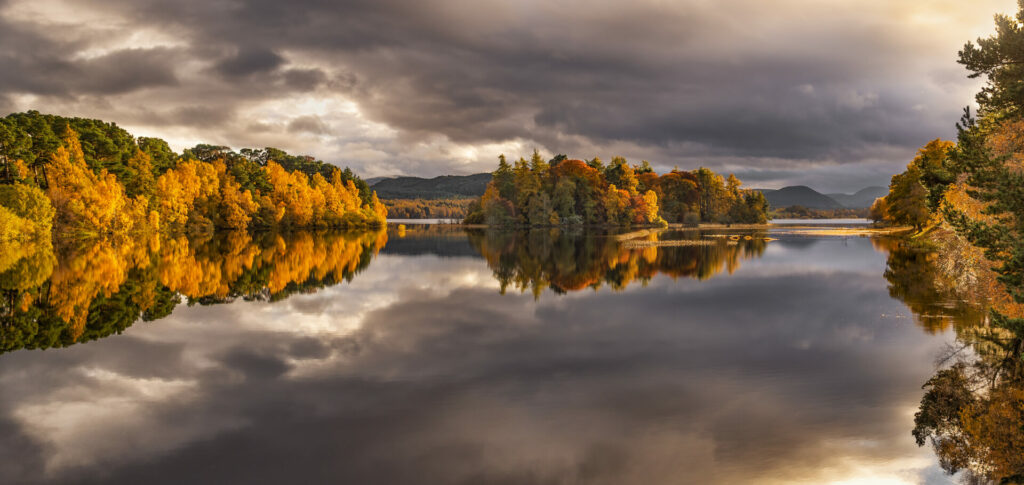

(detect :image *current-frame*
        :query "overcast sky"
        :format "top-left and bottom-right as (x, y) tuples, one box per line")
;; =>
(0, 0), (1014, 191)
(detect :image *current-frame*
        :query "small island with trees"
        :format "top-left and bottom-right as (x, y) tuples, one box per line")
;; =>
(463, 152), (768, 227)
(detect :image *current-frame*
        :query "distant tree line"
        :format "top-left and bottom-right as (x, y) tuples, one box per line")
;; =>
(772, 206), (870, 219)
(0, 111), (386, 240)
(464, 152), (768, 226)
(385, 198), (473, 219)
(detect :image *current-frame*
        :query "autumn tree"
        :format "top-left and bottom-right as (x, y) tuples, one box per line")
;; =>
(47, 128), (146, 235)
(0, 184), (54, 241)
(911, 139), (957, 210)
(213, 160), (259, 229)
(656, 171), (699, 222)
(124, 149), (157, 199)
(493, 155), (515, 201)
(885, 166), (930, 230)
(137, 137), (179, 174)
(869, 197), (890, 223)
(154, 158), (220, 231)
(604, 156), (639, 196)
(695, 167), (729, 222)
(944, 10), (1024, 304)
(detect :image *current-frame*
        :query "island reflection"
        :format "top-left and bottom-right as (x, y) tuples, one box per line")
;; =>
(468, 228), (767, 296)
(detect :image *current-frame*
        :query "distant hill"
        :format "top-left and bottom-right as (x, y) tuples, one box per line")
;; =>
(826, 186), (888, 209)
(370, 173), (491, 200)
(371, 173), (886, 210)
(365, 176), (395, 186)
(755, 186), (844, 210)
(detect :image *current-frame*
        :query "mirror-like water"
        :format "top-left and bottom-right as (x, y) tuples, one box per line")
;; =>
(0, 224), (969, 484)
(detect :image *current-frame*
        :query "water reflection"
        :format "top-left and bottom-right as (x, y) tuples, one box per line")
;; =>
(880, 237), (1024, 483)
(877, 237), (988, 335)
(0, 226), (981, 484)
(0, 230), (387, 354)
(469, 228), (767, 296)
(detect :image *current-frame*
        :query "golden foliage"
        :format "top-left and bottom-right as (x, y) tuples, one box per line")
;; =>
(47, 129), (139, 235)
(154, 159), (220, 229)
(213, 161), (259, 229)
(986, 118), (1024, 173)
(265, 161), (316, 226)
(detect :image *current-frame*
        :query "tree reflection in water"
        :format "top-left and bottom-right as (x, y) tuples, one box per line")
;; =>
(881, 237), (1024, 483)
(0, 229), (387, 354)
(468, 228), (768, 297)
(1, 226), (773, 353)
(10, 225), (1022, 482)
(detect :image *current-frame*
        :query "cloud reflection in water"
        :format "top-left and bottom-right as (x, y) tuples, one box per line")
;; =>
(0, 230), (957, 484)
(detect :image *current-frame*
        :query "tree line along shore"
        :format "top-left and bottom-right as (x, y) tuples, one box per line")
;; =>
(0, 111), (387, 243)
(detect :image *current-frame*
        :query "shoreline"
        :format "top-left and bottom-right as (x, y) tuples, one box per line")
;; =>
(452, 221), (913, 234)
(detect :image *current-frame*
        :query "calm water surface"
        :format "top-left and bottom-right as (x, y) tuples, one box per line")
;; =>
(769, 218), (872, 225)
(0, 224), (962, 484)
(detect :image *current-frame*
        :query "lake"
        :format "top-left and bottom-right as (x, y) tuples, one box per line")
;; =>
(0, 224), (965, 484)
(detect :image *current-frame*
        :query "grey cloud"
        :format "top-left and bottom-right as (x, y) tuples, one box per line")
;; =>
(76, 48), (181, 94)
(0, 0), (994, 189)
(167, 104), (237, 127)
(282, 68), (328, 91)
(214, 46), (284, 78)
(286, 114), (328, 135)
(0, 12), (181, 96)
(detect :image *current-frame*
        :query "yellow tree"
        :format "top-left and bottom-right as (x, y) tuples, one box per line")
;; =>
(213, 160), (258, 229)
(47, 129), (136, 235)
(869, 197), (890, 223)
(264, 161), (315, 226)
(311, 172), (342, 225)
(366, 190), (388, 224)
(124, 149), (157, 199)
(641, 190), (661, 224)
(154, 159), (220, 230)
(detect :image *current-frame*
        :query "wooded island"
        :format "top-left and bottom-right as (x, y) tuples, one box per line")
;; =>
(464, 153), (768, 227)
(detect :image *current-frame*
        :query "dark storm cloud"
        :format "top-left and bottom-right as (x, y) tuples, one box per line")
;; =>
(213, 46), (285, 79)
(76, 48), (181, 94)
(282, 68), (329, 92)
(0, 9), (181, 97)
(0, 0), (1000, 188)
